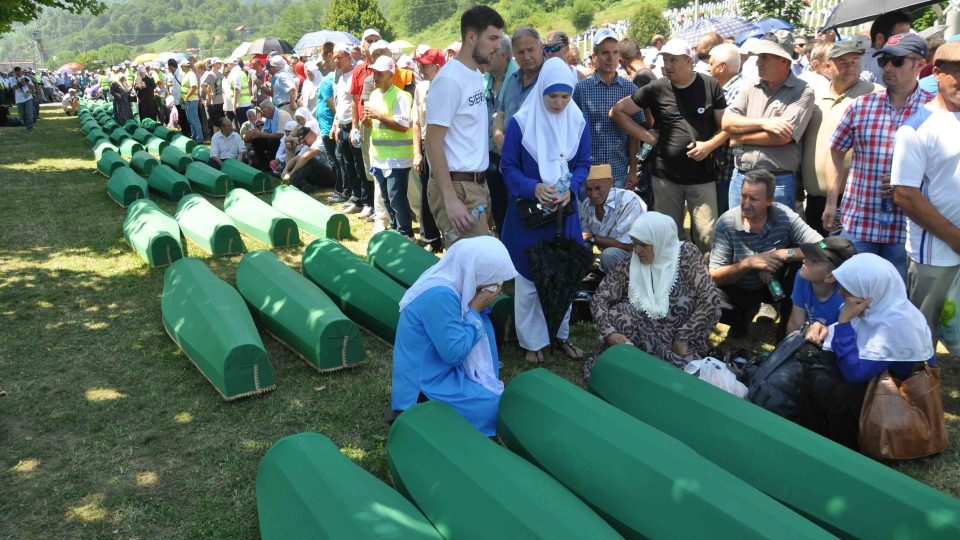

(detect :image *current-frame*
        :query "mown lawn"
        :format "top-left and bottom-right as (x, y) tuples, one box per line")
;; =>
(1, 105), (958, 538)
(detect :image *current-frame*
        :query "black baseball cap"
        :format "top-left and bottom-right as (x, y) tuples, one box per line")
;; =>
(800, 237), (857, 267)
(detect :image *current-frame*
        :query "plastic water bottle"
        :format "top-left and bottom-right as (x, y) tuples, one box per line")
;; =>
(636, 142), (654, 163)
(879, 197), (895, 225)
(767, 278), (785, 301)
(469, 204), (485, 222)
(350, 129), (361, 148)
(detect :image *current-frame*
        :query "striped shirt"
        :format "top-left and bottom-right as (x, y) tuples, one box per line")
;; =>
(573, 74), (645, 188)
(578, 187), (647, 242)
(710, 203), (822, 290)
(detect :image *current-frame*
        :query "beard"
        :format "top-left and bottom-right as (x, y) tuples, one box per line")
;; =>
(472, 47), (491, 66)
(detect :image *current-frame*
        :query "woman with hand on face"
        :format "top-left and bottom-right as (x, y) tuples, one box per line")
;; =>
(500, 57), (592, 365)
(585, 212), (721, 378)
(391, 237), (518, 436)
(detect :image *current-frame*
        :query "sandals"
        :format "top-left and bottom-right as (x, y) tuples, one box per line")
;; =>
(523, 349), (545, 364)
(555, 339), (585, 360)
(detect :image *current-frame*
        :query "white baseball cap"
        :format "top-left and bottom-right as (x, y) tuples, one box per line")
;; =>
(658, 38), (695, 60)
(369, 40), (390, 55)
(592, 28), (618, 46)
(362, 29), (381, 41)
(268, 56), (286, 68)
(370, 56), (396, 73)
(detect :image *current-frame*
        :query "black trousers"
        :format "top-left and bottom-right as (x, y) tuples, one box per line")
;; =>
(250, 137), (281, 171)
(321, 134), (340, 194)
(289, 156), (337, 193)
(207, 103), (224, 136)
(717, 262), (800, 340)
(177, 104), (190, 137)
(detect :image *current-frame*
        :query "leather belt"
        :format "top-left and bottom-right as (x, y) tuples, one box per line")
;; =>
(276, 101), (289, 108)
(450, 171), (486, 184)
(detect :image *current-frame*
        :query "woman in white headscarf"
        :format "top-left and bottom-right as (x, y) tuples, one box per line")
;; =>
(299, 64), (321, 116)
(500, 57), (592, 364)
(391, 237), (518, 436)
(798, 253), (936, 449)
(586, 212), (720, 377)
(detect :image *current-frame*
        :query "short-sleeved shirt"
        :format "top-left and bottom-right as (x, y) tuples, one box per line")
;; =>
(727, 73), (814, 173)
(830, 87), (933, 244)
(578, 187), (647, 242)
(262, 107), (292, 134)
(334, 69), (353, 125)
(411, 80), (431, 138)
(210, 131), (245, 160)
(165, 69), (183, 105)
(316, 73), (335, 137)
(349, 61), (370, 121)
(181, 70), (199, 102)
(271, 70), (296, 106)
(791, 273), (844, 326)
(426, 59), (488, 173)
(630, 74), (726, 185)
(201, 71), (223, 104)
(496, 68), (538, 128)
(12, 75), (34, 104)
(710, 203), (823, 290)
(892, 104), (960, 266)
(573, 74), (645, 187)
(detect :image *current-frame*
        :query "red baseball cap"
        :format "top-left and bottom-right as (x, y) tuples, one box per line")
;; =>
(415, 48), (446, 67)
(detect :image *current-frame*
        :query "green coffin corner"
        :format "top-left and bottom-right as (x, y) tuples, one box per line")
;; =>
(102, 120), (120, 133)
(500, 369), (833, 540)
(147, 164), (193, 202)
(119, 138), (144, 159)
(302, 238), (404, 344)
(367, 230), (438, 288)
(220, 158), (274, 193)
(185, 161), (232, 197)
(175, 194), (244, 256)
(271, 185), (350, 240)
(145, 136), (170, 156)
(153, 125), (173, 141)
(237, 250), (364, 372)
(161, 257), (274, 400)
(85, 128), (107, 145)
(131, 127), (153, 144)
(141, 118), (158, 131)
(123, 199), (183, 267)
(191, 145), (211, 163)
(257, 432), (441, 540)
(109, 126), (131, 145)
(123, 118), (140, 133)
(160, 146), (193, 174)
(224, 188), (299, 248)
(130, 150), (160, 177)
(587, 346), (960, 540)
(387, 401), (622, 540)
(169, 133), (198, 154)
(107, 167), (149, 207)
(97, 152), (128, 176)
(93, 140), (120, 161)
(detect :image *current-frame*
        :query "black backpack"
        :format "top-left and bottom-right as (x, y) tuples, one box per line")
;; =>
(746, 331), (809, 419)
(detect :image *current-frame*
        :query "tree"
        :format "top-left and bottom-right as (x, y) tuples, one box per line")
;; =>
(391, 0), (457, 36)
(96, 43), (131, 65)
(273, 0), (329, 44)
(737, 0), (807, 29)
(569, 0), (595, 33)
(627, 3), (670, 47)
(323, 0), (396, 41)
(0, 0), (106, 34)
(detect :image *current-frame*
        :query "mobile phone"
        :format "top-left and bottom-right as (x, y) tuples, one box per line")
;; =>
(481, 285), (499, 293)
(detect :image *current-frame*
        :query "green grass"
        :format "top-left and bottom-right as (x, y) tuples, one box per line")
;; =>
(1, 106), (958, 538)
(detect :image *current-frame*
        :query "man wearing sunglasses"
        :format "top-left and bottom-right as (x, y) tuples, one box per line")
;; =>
(892, 40), (960, 344)
(825, 33), (932, 284)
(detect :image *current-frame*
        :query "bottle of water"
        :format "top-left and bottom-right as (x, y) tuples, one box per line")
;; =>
(637, 142), (654, 163)
(879, 197), (895, 225)
(469, 204), (485, 222)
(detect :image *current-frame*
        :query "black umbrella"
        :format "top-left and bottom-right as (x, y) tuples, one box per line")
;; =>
(524, 205), (596, 342)
(246, 37), (295, 55)
(822, 0), (942, 30)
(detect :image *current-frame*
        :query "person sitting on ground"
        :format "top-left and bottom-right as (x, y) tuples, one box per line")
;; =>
(209, 116), (246, 168)
(238, 108), (259, 161)
(798, 253), (936, 450)
(61, 88), (78, 115)
(586, 212), (720, 378)
(785, 237), (857, 336)
(282, 122), (337, 193)
(391, 236), (518, 436)
(579, 164), (647, 273)
(165, 95), (179, 130)
(248, 100), (292, 170)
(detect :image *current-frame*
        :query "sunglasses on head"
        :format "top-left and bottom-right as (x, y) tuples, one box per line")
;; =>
(878, 55), (914, 68)
(544, 43), (566, 54)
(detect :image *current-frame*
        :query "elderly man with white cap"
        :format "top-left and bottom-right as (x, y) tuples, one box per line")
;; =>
(201, 57), (225, 135)
(265, 55), (297, 117)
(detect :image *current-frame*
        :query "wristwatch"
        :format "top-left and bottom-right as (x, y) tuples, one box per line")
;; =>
(786, 248), (795, 262)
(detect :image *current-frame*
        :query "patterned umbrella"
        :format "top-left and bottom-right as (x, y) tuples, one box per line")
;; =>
(672, 17), (759, 44)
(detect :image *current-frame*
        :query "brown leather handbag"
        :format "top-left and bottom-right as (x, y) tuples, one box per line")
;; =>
(858, 365), (947, 460)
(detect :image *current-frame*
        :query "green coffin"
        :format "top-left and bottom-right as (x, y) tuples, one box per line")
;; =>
(93, 140), (119, 161)
(146, 136), (169, 155)
(220, 158), (274, 193)
(97, 152), (128, 176)
(82, 121), (101, 136)
(119, 138), (144, 159)
(191, 145), (211, 163)
(130, 150), (160, 176)
(271, 185), (350, 240)
(102, 119), (120, 133)
(86, 129), (107, 146)
(141, 118), (158, 131)
(302, 238), (404, 344)
(109, 126), (131, 145)
(161, 146), (193, 174)
(224, 188), (299, 248)
(161, 257), (274, 400)
(185, 161), (232, 196)
(175, 194), (244, 256)
(147, 164), (193, 202)
(153, 125), (173, 141)
(388, 401), (622, 539)
(237, 250), (364, 372)
(500, 369), (832, 540)
(131, 127), (153, 144)
(588, 346), (960, 540)
(123, 118), (139, 133)
(367, 230), (438, 288)
(169, 133), (198, 154)
(107, 167), (149, 207)
(257, 432), (442, 540)
(123, 199), (183, 267)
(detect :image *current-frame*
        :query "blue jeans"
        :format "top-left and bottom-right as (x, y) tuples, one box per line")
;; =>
(17, 98), (34, 129)
(184, 100), (203, 143)
(729, 169), (796, 210)
(841, 232), (908, 285)
(372, 167), (413, 237)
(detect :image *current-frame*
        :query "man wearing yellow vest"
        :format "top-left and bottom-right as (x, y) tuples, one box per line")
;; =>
(363, 56), (415, 238)
(227, 59), (253, 130)
(180, 58), (204, 143)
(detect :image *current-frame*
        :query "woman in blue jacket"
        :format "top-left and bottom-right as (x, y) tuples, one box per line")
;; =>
(500, 57), (591, 365)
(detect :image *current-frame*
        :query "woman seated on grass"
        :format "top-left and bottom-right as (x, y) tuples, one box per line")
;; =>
(800, 253), (936, 449)
(585, 212), (721, 378)
(391, 237), (517, 436)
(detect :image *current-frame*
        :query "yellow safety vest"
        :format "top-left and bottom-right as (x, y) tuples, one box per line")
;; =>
(236, 69), (252, 106)
(180, 70), (198, 101)
(369, 85), (413, 162)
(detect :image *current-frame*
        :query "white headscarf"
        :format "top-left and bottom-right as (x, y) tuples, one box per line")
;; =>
(301, 65), (321, 115)
(294, 106), (311, 125)
(399, 237), (518, 395)
(627, 212), (682, 320)
(823, 253), (933, 361)
(512, 57), (585, 186)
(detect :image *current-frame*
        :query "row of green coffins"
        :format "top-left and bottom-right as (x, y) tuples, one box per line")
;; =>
(256, 349), (960, 539)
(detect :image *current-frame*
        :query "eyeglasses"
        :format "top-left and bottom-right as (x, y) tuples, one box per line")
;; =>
(544, 43), (566, 54)
(878, 55), (917, 68)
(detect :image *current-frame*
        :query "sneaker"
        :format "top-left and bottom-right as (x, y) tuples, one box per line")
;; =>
(358, 205), (373, 218)
(757, 303), (779, 323)
(327, 193), (346, 203)
(342, 203), (361, 214)
(373, 221), (387, 233)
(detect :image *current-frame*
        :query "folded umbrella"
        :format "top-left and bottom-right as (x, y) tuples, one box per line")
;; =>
(822, 0), (943, 30)
(672, 17), (759, 43)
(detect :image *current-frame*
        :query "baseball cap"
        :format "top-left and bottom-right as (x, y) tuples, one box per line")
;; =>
(592, 28), (618, 46)
(369, 40), (390, 55)
(333, 43), (352, 55)
(874, 33), (928, 58)
(397, 55), (416, 70)
(748, 30), (795, 61)
(362, 29), (381, 41)
(800, 237), (857, 267)
(658, 38), (695, 60)
(268, 55), (286, 68)
(209, 57), (222, 65)
(445, 42), (462, 54)
(370, 56), (396, 73)
(415, 44), (430, 57)
(415, 48), (446, 66)
(829, 40), (865, 60)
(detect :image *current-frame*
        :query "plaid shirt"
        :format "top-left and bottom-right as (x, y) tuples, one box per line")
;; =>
(573, 74), (645, 187)
(717, 74), (744, 184)
(830, 87), (933, 244)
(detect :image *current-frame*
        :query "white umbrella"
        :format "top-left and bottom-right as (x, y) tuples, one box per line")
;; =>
(389, 40), (415, 51)
(229, 42), (253, 60)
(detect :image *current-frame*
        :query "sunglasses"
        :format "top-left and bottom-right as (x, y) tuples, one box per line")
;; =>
(878, 55), (916, 68)
(544, 43), (566, 54)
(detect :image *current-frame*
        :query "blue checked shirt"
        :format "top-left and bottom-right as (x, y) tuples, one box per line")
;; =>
(573, 74), (645, 188)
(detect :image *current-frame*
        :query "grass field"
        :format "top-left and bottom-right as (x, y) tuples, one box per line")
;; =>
(2, 105), (958, 538)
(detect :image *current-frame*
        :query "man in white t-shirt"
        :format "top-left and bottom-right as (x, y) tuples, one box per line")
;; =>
(210, 117), (247, 167)
(331, 45), (369, 214)
(11, 66), (36, 130)
(425, 5), (506, 247)
(891, 41), (960, 345)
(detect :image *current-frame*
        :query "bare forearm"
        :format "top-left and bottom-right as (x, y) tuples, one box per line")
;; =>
(628, 136), (639, 170)
(595, 237), (632, 251)
(710, 260), (750, 286)
(824, 150), (845, 205)
(492, 113), (505, 151)
(376, 118), (409, 132)
(611, 108), (655, 145)
(425, 130), (454, 197)
(730, 131), (789, 146)
(704, 130), (729, 153)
